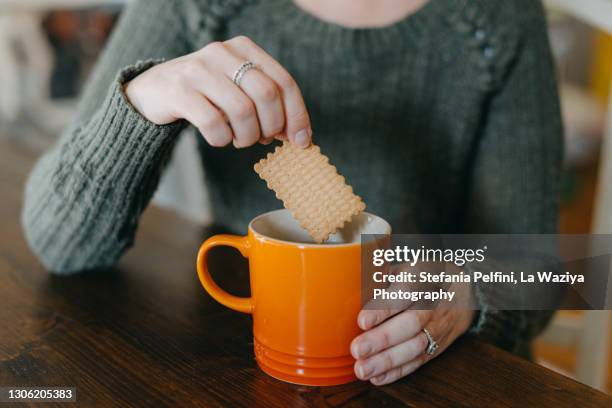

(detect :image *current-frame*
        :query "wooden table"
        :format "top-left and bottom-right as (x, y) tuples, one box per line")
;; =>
(1, 138), (611, 407)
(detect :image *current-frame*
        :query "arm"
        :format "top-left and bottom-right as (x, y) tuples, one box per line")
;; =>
(21, 0), (192, 274)
(465, 2), (563, 356)
(22, 1), (314, 275)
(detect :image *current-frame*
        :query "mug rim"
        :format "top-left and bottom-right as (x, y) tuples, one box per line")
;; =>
(248, 209), (391, 248)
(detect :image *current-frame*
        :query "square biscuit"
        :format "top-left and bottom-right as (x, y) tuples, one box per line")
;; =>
(254, 142), (366, 243)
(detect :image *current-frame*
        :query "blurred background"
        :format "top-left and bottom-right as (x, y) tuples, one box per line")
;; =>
(0, 0), (611, 394)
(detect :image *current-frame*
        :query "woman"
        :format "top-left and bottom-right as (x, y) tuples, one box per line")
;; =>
(22, 0), (562, 385)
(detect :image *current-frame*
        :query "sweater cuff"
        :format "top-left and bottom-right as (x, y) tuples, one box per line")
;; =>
(21, 59), (188, 274)
(468, 282), (491, 334)
(115, 58), (180, 131)
(73, 59), (187, 188)
(468, 282), (523, 355)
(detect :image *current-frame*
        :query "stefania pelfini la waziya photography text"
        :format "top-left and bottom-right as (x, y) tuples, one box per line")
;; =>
(360, 234), (612, 311)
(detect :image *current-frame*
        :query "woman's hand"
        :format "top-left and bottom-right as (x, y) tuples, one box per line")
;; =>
(125, 36), (312, 148)
(351, 308), (475, 386)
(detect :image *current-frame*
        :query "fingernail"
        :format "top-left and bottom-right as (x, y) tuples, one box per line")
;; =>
(359, 314), (375, 330)
(371, 373), (386, 385)
(354, 342), (371, 359)
(357, 363), (373, 379)
(294, 128), (311, 148)
(351, 343), (360, 359)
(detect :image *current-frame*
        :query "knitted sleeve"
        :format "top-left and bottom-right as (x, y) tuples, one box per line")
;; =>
(462, 1), (564, 356)
(22, 0), (196, 274)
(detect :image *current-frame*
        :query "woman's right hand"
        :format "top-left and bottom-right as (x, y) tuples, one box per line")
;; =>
(125, 36), (312, 148)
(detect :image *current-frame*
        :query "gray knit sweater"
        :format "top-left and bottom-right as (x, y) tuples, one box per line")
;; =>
(22, 0), (563, 357)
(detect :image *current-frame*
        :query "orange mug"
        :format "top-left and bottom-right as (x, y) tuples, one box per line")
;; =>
(196, 209), (391, 386)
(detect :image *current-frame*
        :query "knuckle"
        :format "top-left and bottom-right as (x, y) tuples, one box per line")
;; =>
(233, 138), (249, 149)
(381, 351), (394, 372)
(232, 98), (256, 120)
(245, 131), (261, 145)
(386, 369), (401, 383)
(287, 109), (310, 131)
(201, 41), (224, 57)
(415, 311), (428, 330)
(277, 74), (297, 92)
(416, 332), (428, 353)
(256, 81), (279, 103)
(404, 311), (422, 333)
(171, 65), (189, 84)
(176, 62), (202, 84)
(206, 134), (232, 147)
(399, 363), (413, 378)
(379, 330), (391, 350)
(199, 114), (224, 131)
(230, 35), (253, 47)
(198, 117), (232, 147)
(380, 309), (393, 323)
(168, 80), (188, 100)
(233, 131), (260, 148)
(267, 120), (284, 137)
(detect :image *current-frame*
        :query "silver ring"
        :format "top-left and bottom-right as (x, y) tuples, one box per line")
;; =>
(423, 328), (439, 356)
(232, 61), (257, 87)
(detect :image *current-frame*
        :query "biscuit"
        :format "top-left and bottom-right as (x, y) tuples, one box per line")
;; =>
(254, 141), (366, 243)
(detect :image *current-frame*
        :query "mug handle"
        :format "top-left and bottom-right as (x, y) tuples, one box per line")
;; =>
(196, 234), (253, 314)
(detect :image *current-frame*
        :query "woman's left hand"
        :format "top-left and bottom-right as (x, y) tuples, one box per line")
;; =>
(350, 308), (475, 385)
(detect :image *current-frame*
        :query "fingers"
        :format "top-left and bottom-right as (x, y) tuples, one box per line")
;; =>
(201, 41), (285, 143)
(353, 310), (455, 385)
(259, 136), (275, 145)
(351, 310), (431, 360)
(175, 91), (232, 147)
(370, 357), (426, 386)
(354, 331), (428, 381)
(177, 36), (310, 149)
(187, 58), (261, 148)
(357, 278), (421, 332)
(224, 36), (312, 147)
(235, 69), (284, 142)
(357, 307), (403, 331)
(128, 36), (309, 148)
